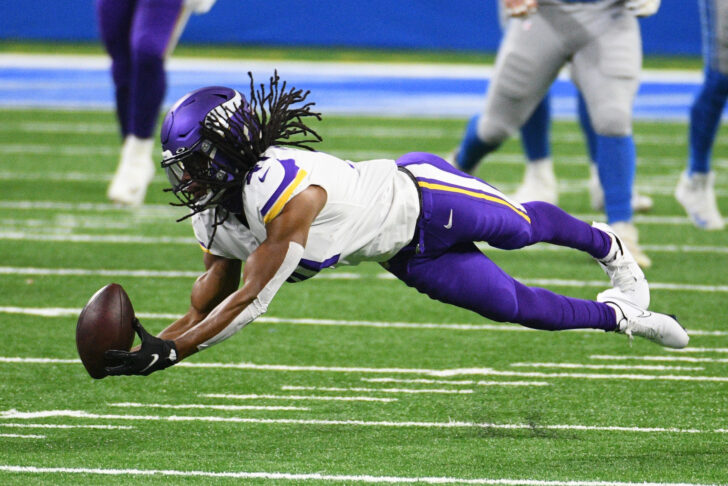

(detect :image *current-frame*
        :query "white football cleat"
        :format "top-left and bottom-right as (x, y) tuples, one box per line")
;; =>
(511, 158), (558, 205)
(107, 136), (156, 207)
(592, 222), (650, 308)
(599, 294), (689, 349)
(588, 165), (653, 213)
(675, 170), (725, 230)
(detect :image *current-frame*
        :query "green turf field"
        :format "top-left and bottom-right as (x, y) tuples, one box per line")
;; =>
(0, 105), (727, 485)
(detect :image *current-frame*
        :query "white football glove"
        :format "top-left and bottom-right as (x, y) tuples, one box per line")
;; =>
(626, 0), (661, 17)
(185, 0), (217, 14)
(504, 0), (538, 17)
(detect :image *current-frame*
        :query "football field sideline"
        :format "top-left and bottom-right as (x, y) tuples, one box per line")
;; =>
(0, 53), (710, 119)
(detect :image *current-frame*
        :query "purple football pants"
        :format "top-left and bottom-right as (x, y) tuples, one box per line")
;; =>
(96, 0), (185, 139)
(387, 152), (617, 332)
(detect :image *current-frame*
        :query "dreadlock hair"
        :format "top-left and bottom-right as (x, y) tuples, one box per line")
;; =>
(199, 70), (322, 175)
(196, 71), (323, 248)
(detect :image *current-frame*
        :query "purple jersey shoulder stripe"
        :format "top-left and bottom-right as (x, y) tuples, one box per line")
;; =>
(260, 158), (300, 219)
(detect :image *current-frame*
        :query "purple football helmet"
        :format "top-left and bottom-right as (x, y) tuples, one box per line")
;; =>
(161, 86), (249, 216)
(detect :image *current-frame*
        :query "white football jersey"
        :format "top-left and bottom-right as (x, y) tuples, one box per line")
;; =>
(242, 146), (419, 281)
(191, 209), (258, 261)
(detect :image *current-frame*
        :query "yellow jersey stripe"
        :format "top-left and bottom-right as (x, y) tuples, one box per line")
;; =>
(199, 243), (211, 254)
(418, 180), (531, 223)
(263, 169), (309, 224)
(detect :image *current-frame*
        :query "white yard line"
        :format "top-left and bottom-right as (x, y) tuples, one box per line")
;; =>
(0, 310), (529, 330)
(3, 263), (728, 293)
(591, 355), (728, 364)
(2, 167), (726, 194)
(668, 348), (728, 354)
(361, 378), (550, 387)
(0, 357), (81, 363)
(0, 52), (497, 78)
(517, 278), (728, 294)
(1, 121), (117, 134)
(3, 229), (728, 255)
(0, 144), (116, 156)
(0, 53), (704, 82)
(0, 308), (725, 336)
(0, 423), (132, 430)
(0, 217), (138, 231)
(427, 368), (728, 383)
(576, 214), (728, 225)
(5, 139), (727, 173)
(281, 385), (473, 395)
(0, 171), (169, 184)
(2, 357), (726, 383)
(481, 242), (728, 255)
(0, 434), (45, 439)
(0, 124), (698, 155)
(510, 363), (704, 372)
(0, 232), (193, 244)
(0, 171), (112, 182)
(2, 201), (727, 225)
(0, 266), (200, 278)
(0, 121), (694, 147)
(0, 409), (713, 435)
(202, 393), (397, 403)
(0, 465), (718, 486)
(107, 402), (309, 411)
(0, 120), (711, 163)
(0, 200), (175, 213)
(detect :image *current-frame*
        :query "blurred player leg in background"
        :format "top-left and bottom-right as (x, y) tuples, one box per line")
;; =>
(450, 0), (550, 179)
(498, 0), (558, 205)
(578, 91), (654, 213)
(97, 0), (214, 207)
(511, 95), (558, 205)
(675, 0), (726, 230)
(452, 1), (653, 267)
(569, 4), (650, 266)
(512, 85), (653, 212)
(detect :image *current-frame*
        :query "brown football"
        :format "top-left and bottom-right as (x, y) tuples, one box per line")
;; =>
(76, 283), (135, 379)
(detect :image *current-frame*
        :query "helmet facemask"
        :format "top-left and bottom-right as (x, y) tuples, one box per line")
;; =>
(162, 95), (250, 220)
(162, 145), (238, 217)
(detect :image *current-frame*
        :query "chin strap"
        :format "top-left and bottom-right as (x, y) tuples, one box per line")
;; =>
(197, 241), (304, 350)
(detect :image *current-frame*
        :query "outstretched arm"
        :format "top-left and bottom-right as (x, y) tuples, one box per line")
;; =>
(105, 185), (325, 376)
(105, 250), (242, 376)
(158, 252), (242, 341)
(172, 185), (326, 359)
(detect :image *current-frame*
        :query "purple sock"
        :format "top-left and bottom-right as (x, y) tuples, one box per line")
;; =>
(513, 282), (617, 331)
(523, 201), (612, 259)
